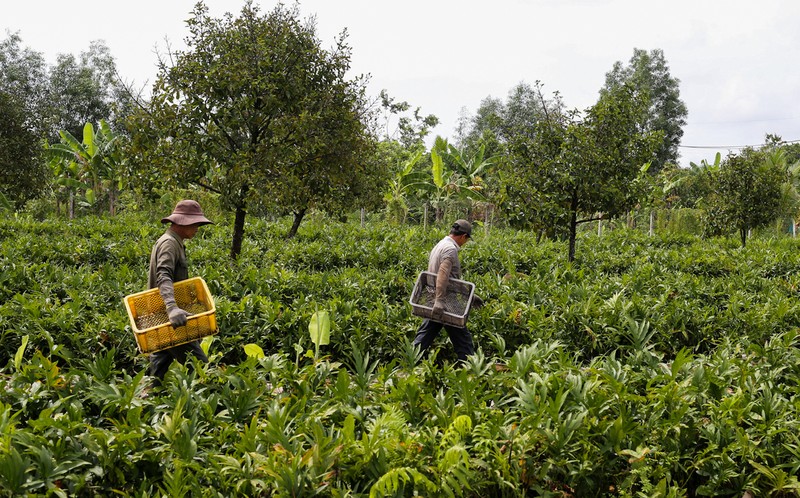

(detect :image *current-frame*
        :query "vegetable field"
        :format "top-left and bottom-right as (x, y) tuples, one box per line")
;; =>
(2, 213), (800, 496)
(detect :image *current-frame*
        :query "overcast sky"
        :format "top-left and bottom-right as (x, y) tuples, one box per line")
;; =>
(4, 0), (799, 167)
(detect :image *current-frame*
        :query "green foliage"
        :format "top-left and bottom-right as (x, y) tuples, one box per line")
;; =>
(370, 467), (436, 497)
(1, 212), (800, 495)
(457, 81), (558, 156)
(502, 81), (661, 260)
(378, 89), (439, 148)
(602, 48), (688, 173)
(421, 137), (491, 222)
(243, 343), (265, 359)
(48, 120), (124, 216)
(665, 152), (721, 210)
(383, 149), (426, 224)
(0, 91), (48, 209)
(309, 309), (331, 359)
(139, 1), (379, 257)
(710, 148), (786, 246)
(1, 33), (129, 145)
(47, 41), (123, 142)
(0, 32), (50, 138)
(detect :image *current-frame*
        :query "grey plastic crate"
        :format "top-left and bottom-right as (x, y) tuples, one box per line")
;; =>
(409, 271), (475, 327)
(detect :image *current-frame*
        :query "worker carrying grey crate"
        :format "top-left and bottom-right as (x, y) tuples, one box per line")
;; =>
(410, 219), (483, 363)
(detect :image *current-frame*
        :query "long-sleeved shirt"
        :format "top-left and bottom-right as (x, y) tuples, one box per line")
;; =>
(148, 229), (188, 289)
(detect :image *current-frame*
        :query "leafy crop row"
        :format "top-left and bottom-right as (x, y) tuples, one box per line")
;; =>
(2, 213), (800, 495)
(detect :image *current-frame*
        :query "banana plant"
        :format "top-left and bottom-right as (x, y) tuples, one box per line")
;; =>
(442, 141), (494, 188)
(47, 143), (91, 219)
(685, 151), (722, 209)
(88, 120), (124, 216)
(769, 148), (800, 236)
(383, 150), (429, 224)
(426, 137), (492, 222)
(47, 120), (123, 216)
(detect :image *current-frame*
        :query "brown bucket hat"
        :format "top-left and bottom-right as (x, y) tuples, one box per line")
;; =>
(161, 200), (213, 226)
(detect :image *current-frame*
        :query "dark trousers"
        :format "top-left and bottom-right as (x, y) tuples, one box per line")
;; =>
(413, 319), (474, 362)
(149, 340), (208, 382)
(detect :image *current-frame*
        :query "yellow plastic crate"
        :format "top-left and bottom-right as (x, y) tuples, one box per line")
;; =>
(123, 277), (218, 354)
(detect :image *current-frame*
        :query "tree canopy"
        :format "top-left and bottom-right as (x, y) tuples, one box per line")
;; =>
(0, 91), (47, 208)
(138, 1), (379, 257)
(0, 32), (49, 137)
(501, 83), (661, 260)
(602, 48), (687, 173)
(48, 41), (124, 141)
(710, 148), (786, 246)
(1, 33), (126, 142)
(456, 81), (563, 157)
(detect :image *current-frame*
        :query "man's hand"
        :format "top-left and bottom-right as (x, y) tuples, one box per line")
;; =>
(471, 294), (484, 309)
(431, 300), (446, 322)
(168, 307), (191, 328)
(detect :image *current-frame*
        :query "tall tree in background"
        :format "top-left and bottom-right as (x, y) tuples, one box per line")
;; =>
(493, 83), (570, 237)
(373, 91), (439, 224)
(0, 32), (49, 138)
(456, 81), (561, 157)
(48, 41), (122, 141)
(378, 90), (439, 148)
(1, 33), (128, 142)
(457, 81), (564, 217)
(139, 1), (377, 258)
(601, 48), (687, 173)
(455, 96), (503, 160)
(0, 91), (47, 208)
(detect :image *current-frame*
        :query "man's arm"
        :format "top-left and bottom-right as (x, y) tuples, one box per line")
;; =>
(432, 257), (454, 320)
(154, 239), (190, 328)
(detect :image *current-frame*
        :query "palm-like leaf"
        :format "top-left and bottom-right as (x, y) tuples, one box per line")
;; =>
(431, 147), (444, 189)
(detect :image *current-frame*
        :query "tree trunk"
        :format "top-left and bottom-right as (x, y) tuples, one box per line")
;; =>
(568, 190), (578, 262)
(287, 208), (307, 238)
(740, 227), (747, 247)
(109, 187), (117, 216)
(69, 191), (74, 220)
(649, 210), (655, 236)
(230, 206), (247, 259)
